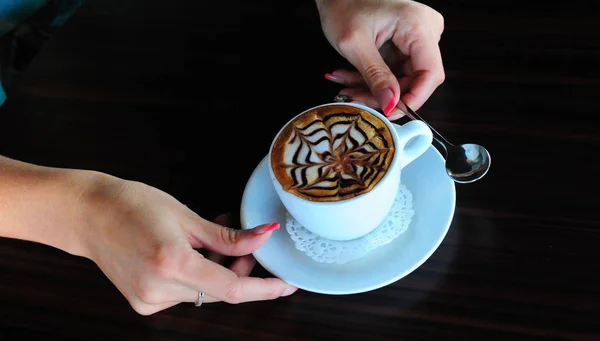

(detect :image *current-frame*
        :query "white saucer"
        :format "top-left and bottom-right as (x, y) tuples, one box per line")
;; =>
(240, 146), (456, 295)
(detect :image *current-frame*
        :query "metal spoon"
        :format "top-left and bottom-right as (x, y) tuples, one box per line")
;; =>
(395, 101), (491, 183)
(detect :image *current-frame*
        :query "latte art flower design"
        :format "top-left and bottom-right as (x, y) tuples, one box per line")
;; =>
(271, 107), (395, 202)
(288, 116), (388, 188)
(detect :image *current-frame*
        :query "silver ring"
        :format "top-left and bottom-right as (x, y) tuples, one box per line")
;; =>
(195, 292), (204, 307)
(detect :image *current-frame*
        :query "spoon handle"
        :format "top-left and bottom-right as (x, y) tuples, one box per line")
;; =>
(396, 101), (454, 148)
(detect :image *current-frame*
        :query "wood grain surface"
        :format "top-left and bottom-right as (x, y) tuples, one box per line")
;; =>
(0, 1), (598, 340)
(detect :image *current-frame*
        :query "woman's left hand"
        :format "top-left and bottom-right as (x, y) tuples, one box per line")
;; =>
(316, 0), (446, 119)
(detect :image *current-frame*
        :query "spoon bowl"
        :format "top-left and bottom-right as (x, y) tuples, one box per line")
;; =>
(445, 142), (491, 183)
(396, 101), (491, 183)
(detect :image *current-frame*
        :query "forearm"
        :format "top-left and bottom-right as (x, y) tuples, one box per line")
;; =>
(0, 155), (94, 257)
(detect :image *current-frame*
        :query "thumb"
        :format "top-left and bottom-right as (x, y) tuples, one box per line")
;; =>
(339, 32), (400, 116)
(186, 217), (280, 257)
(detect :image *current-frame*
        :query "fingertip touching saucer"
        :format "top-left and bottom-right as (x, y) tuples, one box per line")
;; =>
(240, 146), (456, 295)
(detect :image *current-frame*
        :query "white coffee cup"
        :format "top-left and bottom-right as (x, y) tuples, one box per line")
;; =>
(269, 102), (432, 241)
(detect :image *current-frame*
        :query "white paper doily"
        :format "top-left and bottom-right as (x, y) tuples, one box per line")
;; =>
(285, 184), (414, 264)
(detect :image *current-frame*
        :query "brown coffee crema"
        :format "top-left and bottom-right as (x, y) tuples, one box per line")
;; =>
(271, 105), (395, 202)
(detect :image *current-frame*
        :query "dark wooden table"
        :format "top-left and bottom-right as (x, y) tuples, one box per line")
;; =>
(1, 1), (599, 340)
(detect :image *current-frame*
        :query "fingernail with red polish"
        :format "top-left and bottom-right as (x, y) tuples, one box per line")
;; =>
(378, 88), (396, 116)
(253, 223), (280, 235)
(324, 73), (345, 84)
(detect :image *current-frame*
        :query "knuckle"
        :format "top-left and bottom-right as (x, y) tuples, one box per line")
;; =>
(436, 70), (446, 84)
(406, 4), (430, 22)
(434, 11), (445, 33)
(402, 23), (426, 47)
(134, 278), (162, 304)
(363, 63), (392, 88)
(224, 281), (242, 304)
(219, 227), (240, 246)
(411, 3), (443, 26)
(403, 6), (445, 39)
(130, 301), (156, 316)
(146, 244), (188, 280)
(335, 29), (361, 56)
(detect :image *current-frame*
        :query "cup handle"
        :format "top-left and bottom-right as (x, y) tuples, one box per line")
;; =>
(391, 121), (433, 168)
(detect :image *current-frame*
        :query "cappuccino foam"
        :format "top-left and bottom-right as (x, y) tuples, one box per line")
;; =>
(271, 105), (395, 202)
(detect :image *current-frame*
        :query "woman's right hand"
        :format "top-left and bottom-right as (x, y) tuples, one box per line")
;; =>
(317, 0), (446, 118)
(77, 173), (297, 315)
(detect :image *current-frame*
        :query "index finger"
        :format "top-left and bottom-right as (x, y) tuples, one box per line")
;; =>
(178, 251), (297, 304)
(393, 34), (445, 110)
